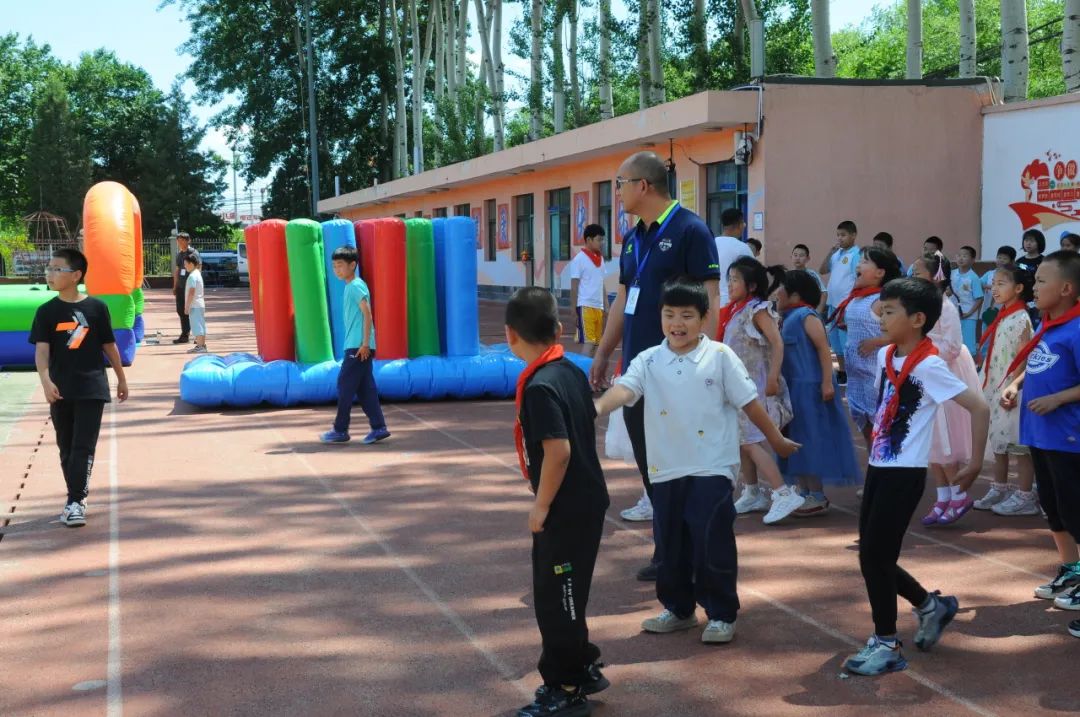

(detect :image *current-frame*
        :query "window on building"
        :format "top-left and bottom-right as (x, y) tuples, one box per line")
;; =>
(414, 210), (424, 218)
(596, 180), (613, 259)
(484, 199), (496, 262)
(395, 213), (406, 219)
(547, 187), (571, 262)
(514, 193), (534, 260)
(454, 203), (470, 217)
(705, 161), (748, 237)
(433, 207), (448, 218)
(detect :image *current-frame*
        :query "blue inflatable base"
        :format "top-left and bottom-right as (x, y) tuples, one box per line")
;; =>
(0, 328), (137, 368)
(179, 344), (594, 407)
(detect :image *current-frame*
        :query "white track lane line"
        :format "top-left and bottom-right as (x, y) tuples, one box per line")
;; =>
(392, 405), (1000, 717)
(259, 416), (530, 699)
(107, 399), (123, 717)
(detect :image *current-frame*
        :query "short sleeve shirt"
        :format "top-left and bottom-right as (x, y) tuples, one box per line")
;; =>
(176, 248), (200, 287)
(186, 270), (205, 309)
(616, 337), (758, 484)
(569, 251), (605, 309)
(826, 246), (861, 304)
(619, 203), (720, 368)
(28, 296), (115, 401)
(520, 359), (609, 516)
(1020, 316), (1080, 453)
(950, 269), (984, 315)
(713, 235), (753, 305)
(343, 278), (377, 350)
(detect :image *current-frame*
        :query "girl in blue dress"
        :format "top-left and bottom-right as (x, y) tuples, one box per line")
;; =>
(775, 269), (859, 515)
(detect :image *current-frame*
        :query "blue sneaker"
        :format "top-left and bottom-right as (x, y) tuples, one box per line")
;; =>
(319, 430), (351, 444)
(843, 636), (908, 676)
(362, 428), (391, 445)
(913, 591), (959, 651)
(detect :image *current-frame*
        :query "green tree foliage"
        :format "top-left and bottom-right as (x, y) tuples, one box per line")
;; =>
(24, 73), (92, 231)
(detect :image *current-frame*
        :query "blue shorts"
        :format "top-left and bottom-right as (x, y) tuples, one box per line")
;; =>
(825, 304), (847, 357)
(189, 307), (207, 337)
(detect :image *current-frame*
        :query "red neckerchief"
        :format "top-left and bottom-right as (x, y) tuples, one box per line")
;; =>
(872, 338), (939, 442)
(514, 344), (566, 482)
(716, 298), (751, 341)
(1001, 302), (1080, 388)
(581, 248), (602, 268)
(828, 286), (881, 327)
(978, 300), (1025, 388)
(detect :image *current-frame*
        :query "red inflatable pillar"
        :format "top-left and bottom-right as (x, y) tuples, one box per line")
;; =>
(359, 218), (408, 359)
(354, 220), (376, 291)
(257, 219), (296, 361)
(245, 223), (264, 356)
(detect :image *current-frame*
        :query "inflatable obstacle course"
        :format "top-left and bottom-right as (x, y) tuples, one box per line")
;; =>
(180, 216), (593, 407)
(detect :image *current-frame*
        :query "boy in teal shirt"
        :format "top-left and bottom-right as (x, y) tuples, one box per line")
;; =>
(320, 245), (390, 445)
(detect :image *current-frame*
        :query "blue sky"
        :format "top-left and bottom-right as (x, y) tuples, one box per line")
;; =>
(6, 0), (880, 205)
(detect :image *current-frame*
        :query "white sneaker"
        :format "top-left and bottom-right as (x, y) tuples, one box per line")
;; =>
(1054, 585), (1080, 611)
(763, 486), (806, 525)
(975, 485), (1012, 511)
(991, 490), (1040, 516)
(734, 485), (770, 514)
(641, 609), (698, 633)
(620, 493), (653, 522)
(701, 619), (736, 644)
(61, 501), (86, 528)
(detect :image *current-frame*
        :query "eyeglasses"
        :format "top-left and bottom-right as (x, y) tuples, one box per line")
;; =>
(615, 177), (644, 190)
(44, 267), (77, 274)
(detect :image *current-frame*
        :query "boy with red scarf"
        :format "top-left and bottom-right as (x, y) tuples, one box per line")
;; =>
(1001, 251), (1080, 635)
(507, 287), (610, 717)
(844, 277), (989, 677)
(570, 224), (609, 357)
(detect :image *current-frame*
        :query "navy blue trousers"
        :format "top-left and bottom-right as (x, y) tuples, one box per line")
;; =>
(333, 349), (387, 434)
(652, 475), (740, 623)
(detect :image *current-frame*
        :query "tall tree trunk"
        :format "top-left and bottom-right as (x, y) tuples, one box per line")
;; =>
(690, 0), (708, 91)
(811, 0), (835, 77)
(529, 0), (543, 139)
(456, 0), (468, 89)
(905, 0), (922, 79)
(434, 1), (445, 103)
(389, 0), (409, 178)
(492, 0), (505, 148)
(648, 0), (664, 104)
(958, 0), (976, 77)
(1000, 0), (1029, 102)
(1066, 0), (1080, 93)
(637, 0), (650, 109)
(598, 0), (614, 119)
(553, 10), (566, 133)
(409, 0), (435, 172)
(379, 0), (391, 182)
(568, 0), (582, 127)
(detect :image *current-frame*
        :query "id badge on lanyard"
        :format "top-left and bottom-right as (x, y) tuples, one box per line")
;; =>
(624, 205), (679, 316)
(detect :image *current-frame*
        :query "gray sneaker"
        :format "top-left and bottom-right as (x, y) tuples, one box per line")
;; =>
(701, 619), (736, 644)
(61, 501), (86, 528)
(642, 609), (698, 634)
(913, 591), (959, 651)
(991, 490), (1040, 516)
(843, 636), (907, 676)
(1035, 564), (1080, 599)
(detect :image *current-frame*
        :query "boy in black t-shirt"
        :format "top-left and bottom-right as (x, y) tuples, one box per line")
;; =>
(29, 249), (129, 528)
(507, 287), (610, 717)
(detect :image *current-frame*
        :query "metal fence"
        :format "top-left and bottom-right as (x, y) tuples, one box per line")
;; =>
(143, 236), (233, 277)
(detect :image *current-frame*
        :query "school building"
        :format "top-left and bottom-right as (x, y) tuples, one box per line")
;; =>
(320, 78), (995, 298)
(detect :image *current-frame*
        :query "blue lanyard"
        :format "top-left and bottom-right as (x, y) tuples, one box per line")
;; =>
(631, 204), (680, 286)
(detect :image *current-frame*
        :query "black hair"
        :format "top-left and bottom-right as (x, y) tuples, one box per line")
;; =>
(872, 231), (894, 248)
(997, 245), (1017, 261)
(837, 220), (857, 234)
(792, 243), (810, 255)
(746, 238), (762, 253)
(1022, 229), (1046, 253)
(52, 248), (88, 279)
(660, 275), (710, 316)
(1060, 233), (1079, 251)
(915, 251), (952, 292)
(1044, 250), (1080, 292)
(583, 223), (605, 240)
(860, 246), (903, 286)
(995, 264), (1036, 303)
(181, 250), (201, 268)
(720, 208), (744, 228)
(923, 236), (944, 251)
(779, 268), (822, 307)
(729, 256), (781, 300)
(959, 245), (977, 258)
(505, 287), (560, 344)
(332, 245), (359, 264)
(880, 277), (942, 336)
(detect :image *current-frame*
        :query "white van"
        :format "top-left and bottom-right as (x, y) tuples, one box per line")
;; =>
(237, 242), (249, 284)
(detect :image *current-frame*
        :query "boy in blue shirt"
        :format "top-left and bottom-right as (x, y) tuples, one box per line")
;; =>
(319, 246), (390, 445)
(1002, 251), (1080, 637)
(950, 245), (984, 355)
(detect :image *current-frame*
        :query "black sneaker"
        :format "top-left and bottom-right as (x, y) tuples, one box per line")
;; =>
(172, 335), (189, 344)
(636, 563), (658, 582)
(516, 685), (591, 717)
(581, 662), (609, 695)
(1069, 619), (1080, 638)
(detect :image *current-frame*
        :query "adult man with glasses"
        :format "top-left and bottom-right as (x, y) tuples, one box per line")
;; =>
(590, 151), (721, 581)
(171, 232), (199, 344)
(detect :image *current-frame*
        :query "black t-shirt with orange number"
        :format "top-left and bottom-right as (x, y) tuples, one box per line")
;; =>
(28, 296), (115, 401)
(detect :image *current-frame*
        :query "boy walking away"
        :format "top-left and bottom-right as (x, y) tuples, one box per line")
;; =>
(1001, 251), (1080, 636)
(819, 220), (861, 385)
(950, 246), (984, 356)
(183, 252), (208, 353)
(320, 246), (390, 445)
(844, 277), (989, 676)
(30, 249), (129, 528)
(595, 277), (799, 644)
(507, 288), (610, 717)
(570, 224), (609, 358)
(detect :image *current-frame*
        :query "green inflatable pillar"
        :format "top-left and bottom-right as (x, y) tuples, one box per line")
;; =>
(285, 219), (334, 363)
(405, 218), (440, 357)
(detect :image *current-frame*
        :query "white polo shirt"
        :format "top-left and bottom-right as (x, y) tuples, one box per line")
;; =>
(616, 336), (759, 484)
